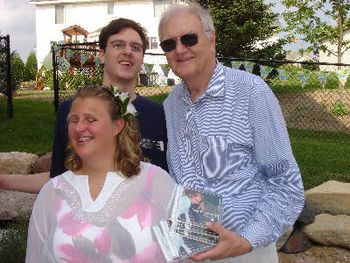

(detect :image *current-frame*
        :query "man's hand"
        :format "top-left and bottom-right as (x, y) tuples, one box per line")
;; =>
(190, 222), (252, 261)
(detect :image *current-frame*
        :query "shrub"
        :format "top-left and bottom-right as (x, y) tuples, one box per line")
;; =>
(331, 101), (349, 116)
(325, 72), (339, 90)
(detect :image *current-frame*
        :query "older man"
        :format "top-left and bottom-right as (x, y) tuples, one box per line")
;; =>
(159, 2), (304, 262)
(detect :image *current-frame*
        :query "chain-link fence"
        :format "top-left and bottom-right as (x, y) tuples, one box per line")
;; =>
(0, 35), (13, 120)
(52, 43), (350, 143)
(219, 58), (350, 143)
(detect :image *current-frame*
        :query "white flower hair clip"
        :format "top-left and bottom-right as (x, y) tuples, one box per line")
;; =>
(110, 85), (138, 120)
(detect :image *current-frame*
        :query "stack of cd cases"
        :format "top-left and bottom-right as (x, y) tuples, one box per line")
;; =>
(152, 185), (222, 262)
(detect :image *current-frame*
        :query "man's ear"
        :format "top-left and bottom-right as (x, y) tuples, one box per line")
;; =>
(99, 49), (105, 64)
(210, 31), (216, 48)
(113, 118), (125, 136)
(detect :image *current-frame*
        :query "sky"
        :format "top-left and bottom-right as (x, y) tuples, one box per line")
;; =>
(0, 0), (296, 62)
(0, 0), (36, 61)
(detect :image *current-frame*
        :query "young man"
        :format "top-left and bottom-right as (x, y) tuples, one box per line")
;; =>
(159, 2), (304, 262)
(0, 18), (167, 193)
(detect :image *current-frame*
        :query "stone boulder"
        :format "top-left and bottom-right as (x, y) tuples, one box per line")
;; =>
(0, 152), (38, 174)
(306, 180), (350, 216)
(0, 189), (36, 220)
(31, 152), (52, 173)
(304, 214), (350, 249)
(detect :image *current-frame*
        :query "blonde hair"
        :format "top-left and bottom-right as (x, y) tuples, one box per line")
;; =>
(65, 85), (142, 177)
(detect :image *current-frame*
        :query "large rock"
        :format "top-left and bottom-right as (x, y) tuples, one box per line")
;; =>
(0, 190), (36, 220)
(31, 152), (52, 173)
(306, 180), (350, 215)
(304, 214), (350, 249)
(0, 152), (38, 174)
(276, 227), (293, 251)
(280, 228), (313, 253)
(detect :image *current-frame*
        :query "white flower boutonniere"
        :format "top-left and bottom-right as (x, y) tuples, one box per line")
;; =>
(110, 85), (138, 120)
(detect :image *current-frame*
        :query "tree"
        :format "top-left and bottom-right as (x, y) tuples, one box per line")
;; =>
(282, 0), (350, 64)
(24, 51), (37, 81)
(193, 0), (289, 59)
(11, 51), (25, 89)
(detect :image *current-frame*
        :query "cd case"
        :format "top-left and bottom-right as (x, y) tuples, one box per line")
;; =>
(152, 185), (222, 262)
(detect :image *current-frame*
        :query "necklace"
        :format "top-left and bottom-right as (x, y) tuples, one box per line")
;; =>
(89, 180), (104, 189)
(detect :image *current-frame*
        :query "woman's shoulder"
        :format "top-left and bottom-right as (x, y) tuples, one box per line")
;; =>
(140, 161), (168, 174)
(42, 170), (73, 190)
(139, 162), (174, 182)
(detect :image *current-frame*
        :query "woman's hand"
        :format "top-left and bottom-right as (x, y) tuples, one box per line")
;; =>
(190, 222), (252, 261)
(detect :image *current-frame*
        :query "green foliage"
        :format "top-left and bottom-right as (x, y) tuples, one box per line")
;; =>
(24, 51), (37, 81)
(194, 0), (287, 59)
(331, 100), (349, 116)
(0, 214), (30, 262)
(282, 0), (350, 63)
(324, 72), (339, 90)
(0, 53), (7, 94)
(57, 68), (103, 92)
(301, 60), (319, 71)
(42, 68), (54, 89)
(345, 75), (350, 89)
(11, 51), (25, 90)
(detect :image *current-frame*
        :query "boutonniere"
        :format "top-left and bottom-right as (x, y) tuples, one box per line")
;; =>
(110, 85), (138, 120)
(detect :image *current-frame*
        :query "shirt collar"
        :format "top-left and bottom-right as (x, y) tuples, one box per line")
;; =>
(178, 62), (225, 102)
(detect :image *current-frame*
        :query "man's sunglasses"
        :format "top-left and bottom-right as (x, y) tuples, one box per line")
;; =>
(160, 33), (198, 52)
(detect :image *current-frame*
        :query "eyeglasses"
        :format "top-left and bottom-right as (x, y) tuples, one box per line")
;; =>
(160, 33), (198, 52)
(111, 40), (143, 53)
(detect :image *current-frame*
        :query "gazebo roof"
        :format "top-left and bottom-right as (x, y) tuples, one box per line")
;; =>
(62, 25), (89, 38)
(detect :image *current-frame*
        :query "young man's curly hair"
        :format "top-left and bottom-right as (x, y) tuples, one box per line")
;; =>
(65, 85), (143, 177)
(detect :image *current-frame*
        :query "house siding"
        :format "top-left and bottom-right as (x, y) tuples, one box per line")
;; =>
(319, 30), (350, 71)
(33, 0), (169, 67)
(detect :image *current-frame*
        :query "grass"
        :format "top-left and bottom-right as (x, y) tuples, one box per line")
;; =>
(0, 98), (55, 155)
(289, 129), (350, 189)
(0, 214), (29, 262)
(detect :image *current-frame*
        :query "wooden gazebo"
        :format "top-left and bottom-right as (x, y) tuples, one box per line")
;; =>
(62, 24), (89, 44)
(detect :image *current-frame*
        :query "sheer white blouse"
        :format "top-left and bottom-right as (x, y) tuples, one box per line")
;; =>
(26, 162), (176, 263)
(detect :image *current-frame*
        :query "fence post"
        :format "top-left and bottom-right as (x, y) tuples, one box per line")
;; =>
(5, 35), (13, 118)
(52, 45), (59, 113)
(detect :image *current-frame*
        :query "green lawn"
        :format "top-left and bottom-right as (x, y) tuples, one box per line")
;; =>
(0, 97), (349, 190)
(289, 129), (350, 189)
(0, 98), (55, 155)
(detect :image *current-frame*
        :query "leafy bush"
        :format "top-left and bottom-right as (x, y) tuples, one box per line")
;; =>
(325, 72), (339, 90)
(303, 72), (322, 91)
(331, 101), (349, 116)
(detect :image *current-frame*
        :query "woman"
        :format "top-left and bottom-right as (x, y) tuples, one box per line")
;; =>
(25, 85), (175, 262)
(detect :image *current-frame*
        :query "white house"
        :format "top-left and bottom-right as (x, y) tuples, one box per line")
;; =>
(318, 28), (350, 71)
(30, 0), (178, 67)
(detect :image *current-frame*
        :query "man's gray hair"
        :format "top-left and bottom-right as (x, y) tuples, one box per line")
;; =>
(158, 1), (215, 40)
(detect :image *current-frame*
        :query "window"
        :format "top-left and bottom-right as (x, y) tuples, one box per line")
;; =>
(145, 37), (158, 50)
(55, 5), (64, 24)
(150, 37), (158, 49)
(153, 0), (172, 17)
(107, 1), (114, 15)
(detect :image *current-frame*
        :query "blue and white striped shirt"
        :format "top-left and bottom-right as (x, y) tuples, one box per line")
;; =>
(164, 63), (305, 249)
